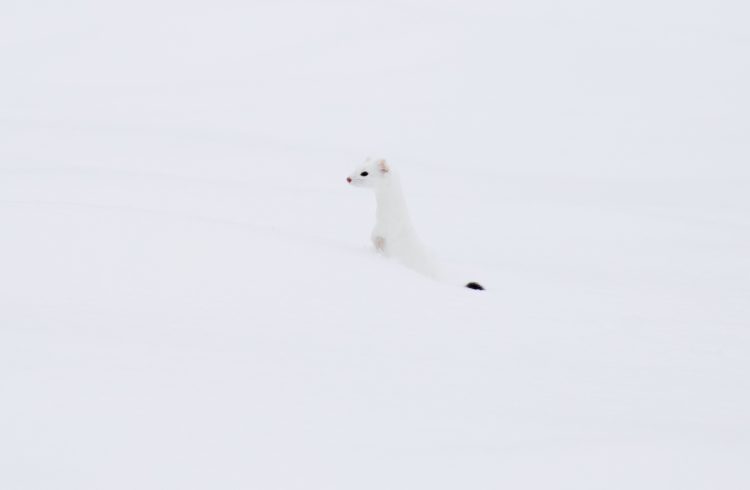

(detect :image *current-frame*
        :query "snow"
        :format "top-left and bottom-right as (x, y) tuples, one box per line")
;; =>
(1, 1), (749, 488)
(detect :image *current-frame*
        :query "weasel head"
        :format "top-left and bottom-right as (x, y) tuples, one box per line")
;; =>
(346, 158), (392, 190)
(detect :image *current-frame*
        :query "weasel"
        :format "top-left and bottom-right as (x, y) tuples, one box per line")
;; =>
(347, 158), (484, 291)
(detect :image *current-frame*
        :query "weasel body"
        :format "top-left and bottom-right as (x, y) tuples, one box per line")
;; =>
(347, 158), (483, 290)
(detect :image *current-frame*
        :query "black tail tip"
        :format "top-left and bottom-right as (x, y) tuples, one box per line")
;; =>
(466, 282), (485, 291)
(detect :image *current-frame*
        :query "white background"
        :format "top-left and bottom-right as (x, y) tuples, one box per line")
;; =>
(1, 1), (749, 488)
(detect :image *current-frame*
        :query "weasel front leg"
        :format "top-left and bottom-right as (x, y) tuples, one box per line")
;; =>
(372, 235), (386, 253)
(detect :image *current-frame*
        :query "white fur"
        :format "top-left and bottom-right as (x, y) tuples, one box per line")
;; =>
(347, 158), (441, 279)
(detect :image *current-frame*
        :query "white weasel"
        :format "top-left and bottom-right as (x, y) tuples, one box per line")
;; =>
(347, 158), (484, 290)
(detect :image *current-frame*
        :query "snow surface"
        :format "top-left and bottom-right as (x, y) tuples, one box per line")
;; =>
(2, 1), (749, 488)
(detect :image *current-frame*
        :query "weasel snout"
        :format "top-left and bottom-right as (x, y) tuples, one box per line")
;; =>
(346, 177), (352, 183)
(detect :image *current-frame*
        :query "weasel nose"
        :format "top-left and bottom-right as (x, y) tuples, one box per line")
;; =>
(346, 177), (352, 183)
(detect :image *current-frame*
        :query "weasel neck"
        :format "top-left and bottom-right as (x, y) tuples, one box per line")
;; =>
(374, 178), (412, 229)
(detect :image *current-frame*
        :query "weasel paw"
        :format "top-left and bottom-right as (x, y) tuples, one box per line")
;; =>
(373, 236), (386, 253)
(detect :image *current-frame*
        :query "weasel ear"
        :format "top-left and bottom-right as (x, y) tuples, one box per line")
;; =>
(377, 159), (390, 174)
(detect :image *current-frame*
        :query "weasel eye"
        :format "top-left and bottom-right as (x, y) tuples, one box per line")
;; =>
(360, 171), (369, 177)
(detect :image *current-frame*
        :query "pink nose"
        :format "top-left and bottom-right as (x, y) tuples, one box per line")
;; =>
(347, 177), (352, 183)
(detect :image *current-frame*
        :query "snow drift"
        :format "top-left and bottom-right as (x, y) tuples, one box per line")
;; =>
(1, 1), (749, 489)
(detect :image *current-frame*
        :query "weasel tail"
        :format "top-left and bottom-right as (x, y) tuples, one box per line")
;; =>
(347, 158), (485, 291)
